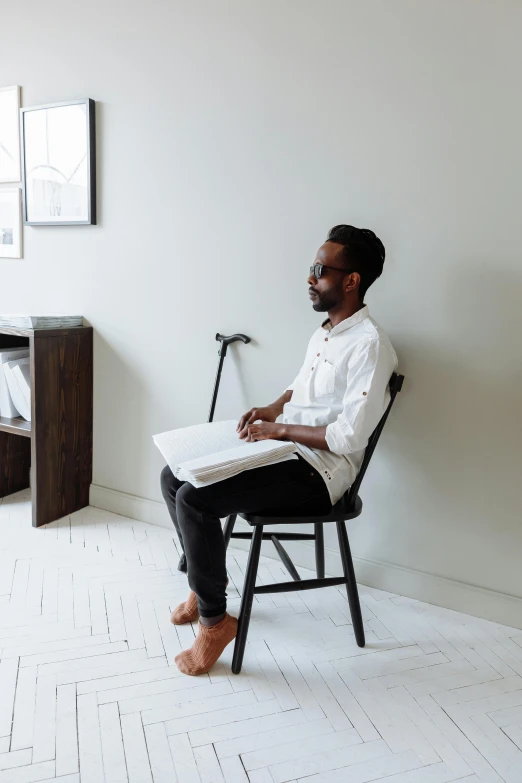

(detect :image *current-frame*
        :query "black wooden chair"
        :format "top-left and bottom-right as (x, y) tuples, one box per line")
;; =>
(223, 372), (404, 674)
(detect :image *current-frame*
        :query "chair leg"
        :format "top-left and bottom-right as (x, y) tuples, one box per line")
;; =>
(336, 520), (365, 647)
(314, 523), (325, 579)
(271, 536), (301, 581)
(232, 525), (263, 674)
(223, 514), (237, 550)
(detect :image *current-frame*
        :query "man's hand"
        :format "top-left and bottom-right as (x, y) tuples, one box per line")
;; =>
(236, 405), (280, 433)
(238, 421), (288, 442)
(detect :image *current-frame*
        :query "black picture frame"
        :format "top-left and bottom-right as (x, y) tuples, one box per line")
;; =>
(20, 98), (96, 226)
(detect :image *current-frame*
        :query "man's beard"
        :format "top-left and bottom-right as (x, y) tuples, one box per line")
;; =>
(310, 284), (342, 312)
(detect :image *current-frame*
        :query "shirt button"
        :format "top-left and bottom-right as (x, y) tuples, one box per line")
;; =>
(362, 391), (367, 396)
(325, 338), (328, 342)
(316, 353), (320, 356)
(311, 366), (314, 370)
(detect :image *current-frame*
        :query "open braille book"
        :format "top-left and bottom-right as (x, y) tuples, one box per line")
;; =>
(153, 419), (297, 487)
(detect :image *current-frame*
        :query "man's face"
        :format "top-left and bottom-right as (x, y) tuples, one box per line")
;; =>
(307, 242), (349, 312)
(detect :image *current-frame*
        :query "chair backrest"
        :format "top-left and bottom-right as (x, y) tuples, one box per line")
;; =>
(345, 372), (404, 506)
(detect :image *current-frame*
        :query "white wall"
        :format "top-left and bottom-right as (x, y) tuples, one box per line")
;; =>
(2, 0), (521, 620)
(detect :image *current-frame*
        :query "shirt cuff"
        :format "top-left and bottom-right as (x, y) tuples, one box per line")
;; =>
(325, 420), (348, 455)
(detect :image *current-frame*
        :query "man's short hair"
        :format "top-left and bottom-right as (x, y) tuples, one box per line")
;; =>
(327, 224), (385, 300)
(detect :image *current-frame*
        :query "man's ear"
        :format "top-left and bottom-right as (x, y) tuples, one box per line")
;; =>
(345, 271), (360, 293)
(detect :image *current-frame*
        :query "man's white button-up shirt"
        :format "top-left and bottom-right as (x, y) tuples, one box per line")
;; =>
(282, 305), (398, 505)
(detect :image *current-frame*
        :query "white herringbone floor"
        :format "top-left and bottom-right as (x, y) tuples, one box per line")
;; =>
(1, 490), (522, 783)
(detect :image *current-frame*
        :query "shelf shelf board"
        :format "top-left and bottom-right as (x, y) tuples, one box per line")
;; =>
(0, 325), (91, 338)
(0, 416), (32, 438)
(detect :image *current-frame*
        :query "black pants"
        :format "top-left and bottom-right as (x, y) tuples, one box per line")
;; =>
(160, 456), (332, 618)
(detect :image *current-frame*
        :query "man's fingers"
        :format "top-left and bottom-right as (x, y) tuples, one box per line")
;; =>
(238, 423), (257, 440)
(238, 414), (270, 441)
(237, 409), (261, 431)
(236, 410), (252, 431)
(245, 410), (260, 429)
(243, 414), (259, 431)
(247, 424), (269, 442)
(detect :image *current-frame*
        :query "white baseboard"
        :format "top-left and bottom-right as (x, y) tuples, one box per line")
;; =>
(89, 483), (522, 631)
(90, 484), (173, 528)
(279, 538), (522, 631)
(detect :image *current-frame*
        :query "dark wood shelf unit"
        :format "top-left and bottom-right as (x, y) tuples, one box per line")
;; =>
(0, 326), (93, 527)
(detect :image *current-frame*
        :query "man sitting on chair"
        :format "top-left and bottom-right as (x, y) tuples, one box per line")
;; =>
(161, 224), (398, 675)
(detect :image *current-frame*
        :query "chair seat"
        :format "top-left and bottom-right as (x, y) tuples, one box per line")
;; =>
(239, 493), (363, 526)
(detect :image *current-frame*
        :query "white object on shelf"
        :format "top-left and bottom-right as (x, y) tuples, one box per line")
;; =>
(0, 347), (30, 417)
(153, 419), (297, 488)
(4, 357), (31, 421)
(0, 315), (83, 329)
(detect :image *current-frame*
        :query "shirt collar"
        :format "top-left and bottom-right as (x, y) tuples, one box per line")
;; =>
(321, 304), (370, 335)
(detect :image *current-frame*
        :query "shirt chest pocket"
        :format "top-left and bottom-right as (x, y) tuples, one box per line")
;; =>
(312, 359), (336, 398)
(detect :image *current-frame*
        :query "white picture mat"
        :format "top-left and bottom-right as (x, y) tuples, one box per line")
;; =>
(0, 86), (21, 183)
(24, 103), (89, 222)
(0, 188), (22, 258)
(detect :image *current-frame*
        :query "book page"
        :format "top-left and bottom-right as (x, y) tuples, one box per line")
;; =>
(153, 419), (246, 468)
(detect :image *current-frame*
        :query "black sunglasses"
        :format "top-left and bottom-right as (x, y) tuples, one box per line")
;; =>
(309, 263), (348, 279)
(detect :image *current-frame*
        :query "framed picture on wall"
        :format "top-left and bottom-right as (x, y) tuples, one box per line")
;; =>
(0, 85), (21, 183)
(20, 98), (96, 226)
(0, 188), (23, 258)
